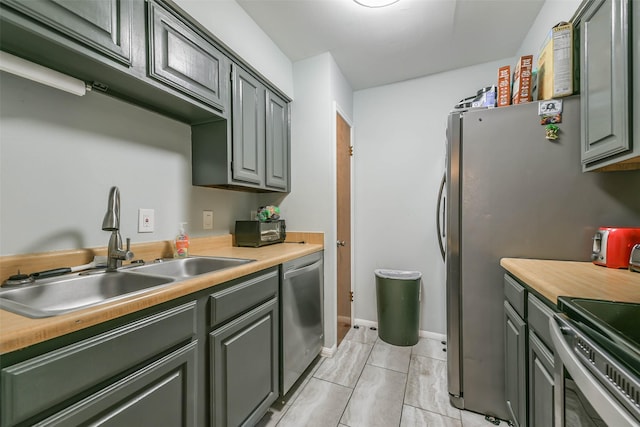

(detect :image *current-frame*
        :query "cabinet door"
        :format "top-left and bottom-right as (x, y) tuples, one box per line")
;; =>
(1, 302), (196, 426)
(528, 333), (554, 427)
(3, 0), (132, 65)
(210, 298), (278, 427)
(231, 65), (265, 186)
(580, 0), (631, 166)
(265, 90), (289, 191)
(35, 342), (198, 427)
(504, 301), (527, 427)
(147, 1), (228, 111)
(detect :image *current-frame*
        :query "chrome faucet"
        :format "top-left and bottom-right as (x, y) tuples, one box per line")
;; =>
(102, 186), (134, 271)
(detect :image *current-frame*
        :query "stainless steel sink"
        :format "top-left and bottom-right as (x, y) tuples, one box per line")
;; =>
(126, 256), (255, 279)
(0, 272), (175, 318)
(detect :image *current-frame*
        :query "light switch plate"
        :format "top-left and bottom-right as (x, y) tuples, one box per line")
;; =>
(203, 210), (213, 230)
(138, 208), (154, 233)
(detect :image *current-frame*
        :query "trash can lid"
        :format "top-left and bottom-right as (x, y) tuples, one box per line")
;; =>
(374, 269), (422, 280)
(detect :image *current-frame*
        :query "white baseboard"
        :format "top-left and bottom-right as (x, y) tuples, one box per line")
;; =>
(353, 318), (446, 342)
(321, 345), (336, 357)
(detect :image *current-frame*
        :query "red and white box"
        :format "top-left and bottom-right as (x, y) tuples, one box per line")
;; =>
(512, 55), (533, 104)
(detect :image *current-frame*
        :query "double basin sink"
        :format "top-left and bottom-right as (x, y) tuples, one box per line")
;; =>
(0, 256), (255, 318)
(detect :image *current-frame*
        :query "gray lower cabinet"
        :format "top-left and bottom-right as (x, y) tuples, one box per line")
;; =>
(0, 265), (284, 427)
(147, 0), (229, 113)
(1, 0), (133, 66)
(503, 274), (557, 427)
(35, 341), (198, 426)
(526, 294), (556, 427)
(208, 268), (280, 427)
(528, 333), (554, 427)
(191, 64), (290, 192)
(504, 276), (527, 427)
(0, 302), (198, 427)
(577, 0), (640, 171)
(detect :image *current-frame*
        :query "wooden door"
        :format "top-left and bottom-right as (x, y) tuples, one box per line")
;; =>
(336, 112), (352, 345)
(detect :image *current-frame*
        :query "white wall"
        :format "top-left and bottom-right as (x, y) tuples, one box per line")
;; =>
(259, 52), (354, 350)
(0, 73), (258, 255)
(352, 58), (514, 335)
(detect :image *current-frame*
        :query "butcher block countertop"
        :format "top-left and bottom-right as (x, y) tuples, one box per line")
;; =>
(0, 233), (323, 355)
(500, 258), (640, 305)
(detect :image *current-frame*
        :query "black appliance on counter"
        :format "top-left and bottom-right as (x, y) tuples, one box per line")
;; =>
(235, 220), (286, 247)
(550, 296), (639, 426)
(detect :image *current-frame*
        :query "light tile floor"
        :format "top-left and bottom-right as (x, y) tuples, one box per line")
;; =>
(257, 327), (509, 427)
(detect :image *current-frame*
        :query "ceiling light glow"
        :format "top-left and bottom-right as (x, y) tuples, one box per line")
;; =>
(353, 0), (399, 8)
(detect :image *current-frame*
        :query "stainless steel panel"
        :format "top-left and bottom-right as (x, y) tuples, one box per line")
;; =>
(445, 111), (462, 404)
(281, 252), (324, 396)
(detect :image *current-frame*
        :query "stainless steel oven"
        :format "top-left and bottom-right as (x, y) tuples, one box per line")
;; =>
(550, 297), (640, 427)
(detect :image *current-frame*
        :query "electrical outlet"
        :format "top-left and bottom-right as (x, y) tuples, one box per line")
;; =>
(203, 210), (213, 230)
(138, 209), (154, 233)
(250, 210), (257, 221)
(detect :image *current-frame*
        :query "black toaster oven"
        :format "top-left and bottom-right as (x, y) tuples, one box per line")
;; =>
(235, 220), (286, 247)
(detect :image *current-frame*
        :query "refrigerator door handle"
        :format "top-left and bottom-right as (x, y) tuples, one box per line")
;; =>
(436, 172), (446, 261)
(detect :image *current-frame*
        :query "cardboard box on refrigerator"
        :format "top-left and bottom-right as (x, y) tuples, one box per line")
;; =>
(537, 22), (574, 100)
(512, 55), (534, 104)
(497, 65), (511, 107)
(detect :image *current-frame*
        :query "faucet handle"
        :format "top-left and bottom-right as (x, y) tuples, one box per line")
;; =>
(124, 238), (134, 261)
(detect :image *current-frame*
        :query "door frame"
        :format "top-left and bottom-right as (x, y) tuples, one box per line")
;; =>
(332, 101), (355, 348)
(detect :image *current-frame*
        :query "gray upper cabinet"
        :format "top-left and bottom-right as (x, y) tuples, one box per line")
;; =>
(578, 0), (640, 171)
(266, 90), (290, 191)
(2, 0), (132, 66)
(232, 65), (266, 186)
(147, 0), (228, 113)
(191, 64), (290, 193)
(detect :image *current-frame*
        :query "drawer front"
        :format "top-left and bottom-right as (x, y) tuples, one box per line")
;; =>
(3, 0), (133, 65)
(504, 274), (526, 318)
(527, 294), (556, 351)
(147, 1), (228, 112)
(34, 341), (198, 427)
(1, 302), (197, 426)
(209, 268), (278, 328)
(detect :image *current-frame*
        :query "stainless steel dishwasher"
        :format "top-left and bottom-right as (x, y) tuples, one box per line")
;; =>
(280, 251), (324, 396)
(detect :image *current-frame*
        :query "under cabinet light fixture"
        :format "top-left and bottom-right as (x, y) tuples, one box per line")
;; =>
(354, 0), (399, 8)
(0, 50), (89, 96)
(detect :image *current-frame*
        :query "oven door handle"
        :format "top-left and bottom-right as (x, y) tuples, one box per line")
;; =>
(549, 317), (638, 427)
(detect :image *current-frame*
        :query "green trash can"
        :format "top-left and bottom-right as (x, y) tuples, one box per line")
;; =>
(375, 269), (421, 346)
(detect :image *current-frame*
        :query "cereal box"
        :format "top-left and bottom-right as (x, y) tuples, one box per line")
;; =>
(512, 55), (534, 104)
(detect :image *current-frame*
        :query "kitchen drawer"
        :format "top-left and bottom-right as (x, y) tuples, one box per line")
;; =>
(33, 341), (198, 427)
(527, 294), (556, 351)
(209, 268), (278, 328)
(1, 302), (196, 426)
(504, 274), (526, 318)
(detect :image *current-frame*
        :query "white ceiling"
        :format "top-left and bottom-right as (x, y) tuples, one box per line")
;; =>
(236, 0), (546, 90)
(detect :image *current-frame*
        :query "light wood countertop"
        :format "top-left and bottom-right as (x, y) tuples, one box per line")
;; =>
(0, 233), (323, 355)
(500, 258), (640, 305)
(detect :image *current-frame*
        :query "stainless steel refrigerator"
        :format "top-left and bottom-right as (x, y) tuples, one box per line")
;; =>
(440, 96), (640, 420)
